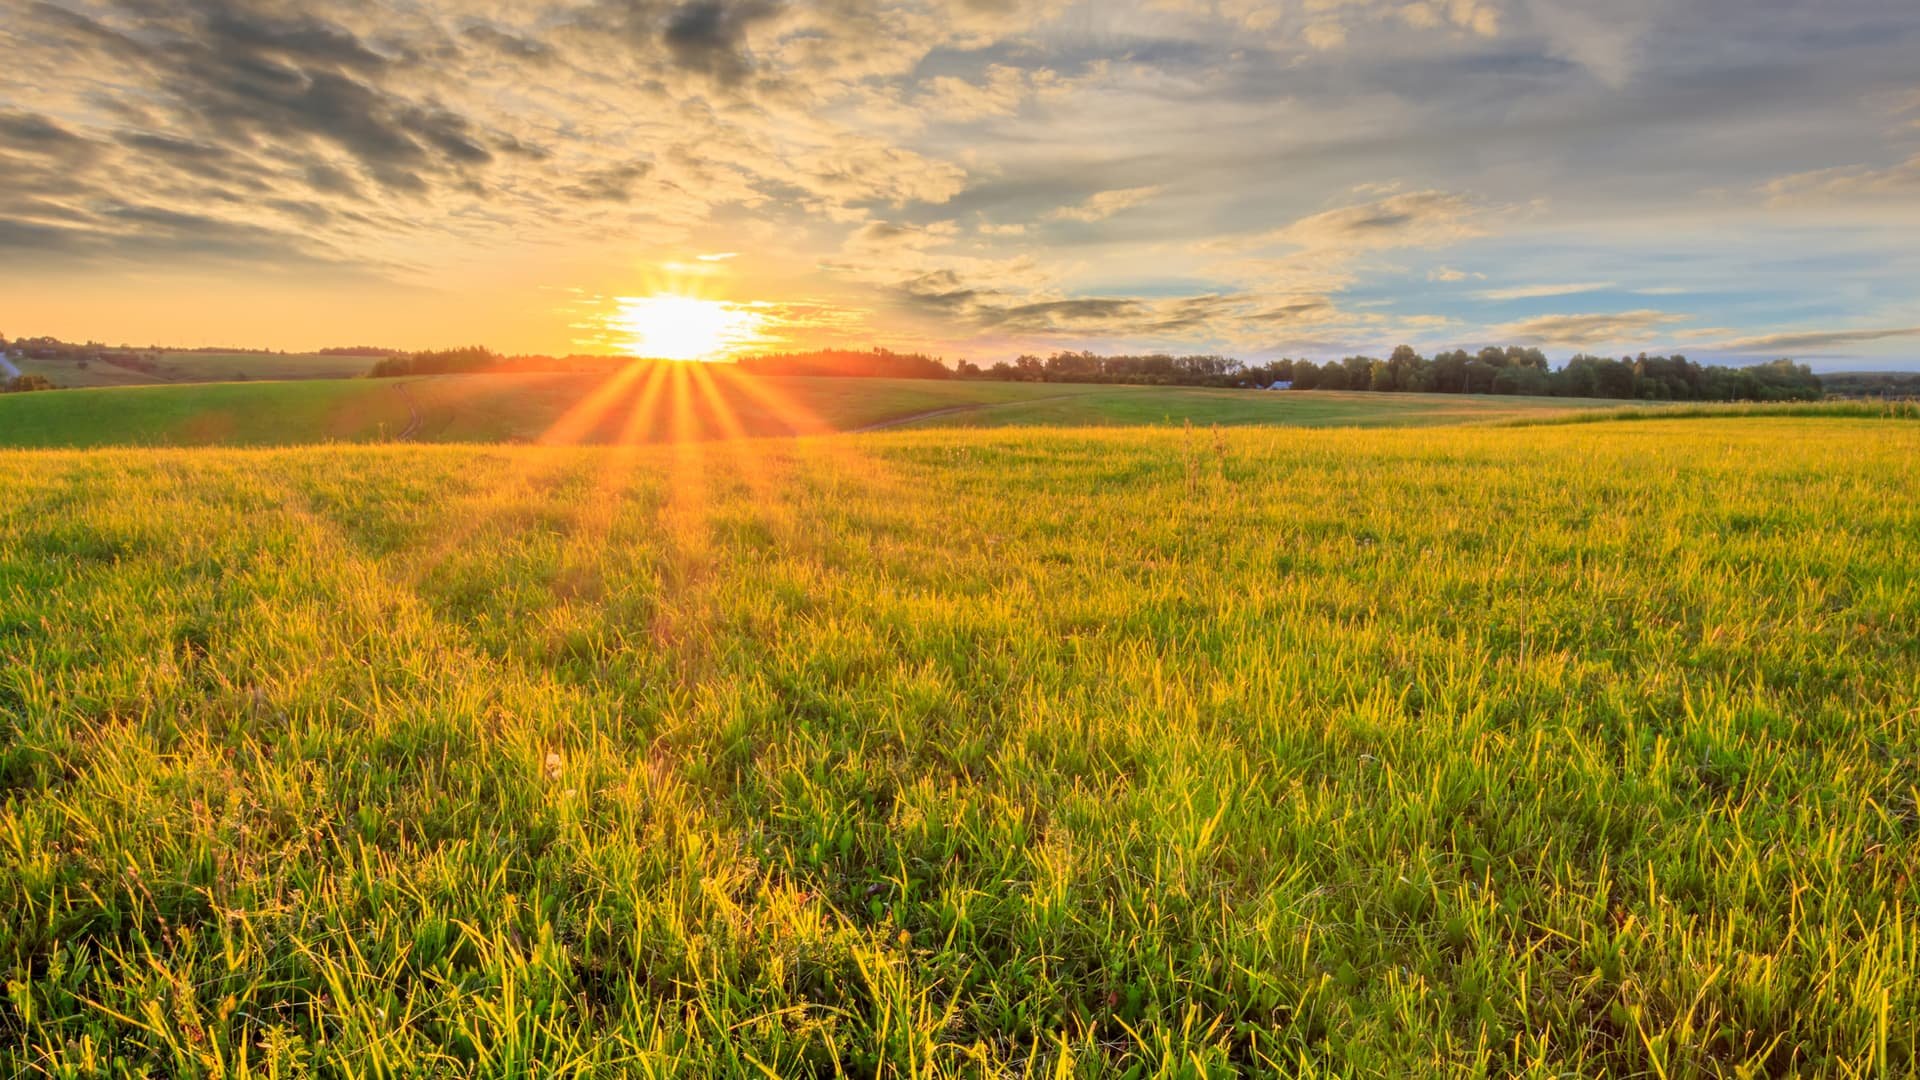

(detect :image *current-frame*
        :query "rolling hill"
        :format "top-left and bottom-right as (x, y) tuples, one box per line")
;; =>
(0, 367), (1634, 449)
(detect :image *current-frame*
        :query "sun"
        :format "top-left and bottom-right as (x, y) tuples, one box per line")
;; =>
(612, 294), (764, 361)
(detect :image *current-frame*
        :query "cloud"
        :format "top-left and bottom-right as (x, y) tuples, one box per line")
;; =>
(5, 0), (1920, 362)
(979, 298), (1145, 332)
(1492, 309), (1688, 347)
(1045, 185), (1165, 223)
(561, 162), (654, 202)
(1302, 22), (1346, 50)
(1206, 190), (1487, 254)
(1706, 326), (1920, 354)
(1765, 154), (1920, 203)
(843, 220), (961, 254)
(918, 65), (1031, 120)
(661, 0), (781, 85)
(795, 138), (969, 209)
(1477, 281), (1615, 300)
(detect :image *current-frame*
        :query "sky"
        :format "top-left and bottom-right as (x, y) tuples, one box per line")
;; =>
(2, 0), (1918, 369)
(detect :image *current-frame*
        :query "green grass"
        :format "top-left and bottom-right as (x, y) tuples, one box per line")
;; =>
(0, 370), (1620, 449)
(896, 388), (1627, 430)
(0, 380), (417, 448)
(1, 416), (1915, 1076)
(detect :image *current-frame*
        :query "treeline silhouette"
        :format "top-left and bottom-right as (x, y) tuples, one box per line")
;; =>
(1282, 348), (1822, 401)
(366, 343), (1824, 401)
(1821, 371), (1920, 399)
(736, 348), (954, 379)
(367, 347), (631, 377)
(319, 345), (401, 358)
(956, 346), (1821, 401)
(959, 351), (1279, 387)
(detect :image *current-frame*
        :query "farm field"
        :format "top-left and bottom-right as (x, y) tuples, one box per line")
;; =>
(10, 352), (377, 388)
(0, 366), (1630, 449)
(1, 416), (1915, 1075)
(890, 386), (1615, 430)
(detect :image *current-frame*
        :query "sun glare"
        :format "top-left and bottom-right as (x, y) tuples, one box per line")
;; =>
(612, 294), (763, 361)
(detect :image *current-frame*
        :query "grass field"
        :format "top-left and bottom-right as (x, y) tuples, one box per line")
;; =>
(0, 368), (1628, 449)
(11, 353), (377, 389)
(890, 387), (1615, 431)
(2, 416), (1915, 1075)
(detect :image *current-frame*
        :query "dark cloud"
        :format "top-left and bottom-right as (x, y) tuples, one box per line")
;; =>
(662, 1), (780, 84)
(0, 109), (91, 153)
(898, 269), (984, 311)
(0, 201), (362, 271)
(980, 298), (1143, 332)
(302, 161), (362, 197)
(21, 0), (495, 196)
(1711, 326), (1920, 353)
(461, 23), (556, 64)
(1247, 299), (1336, 323)
(561, 162), (653, 202)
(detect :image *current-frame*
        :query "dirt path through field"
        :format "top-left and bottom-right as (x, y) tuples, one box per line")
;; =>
(395, 382), (423, 440)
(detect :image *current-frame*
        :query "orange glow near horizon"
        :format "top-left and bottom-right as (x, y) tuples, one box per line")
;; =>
(610, 294), (766, 361)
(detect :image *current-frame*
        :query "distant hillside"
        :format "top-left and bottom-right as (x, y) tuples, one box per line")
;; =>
(0, 371), (1629, 449)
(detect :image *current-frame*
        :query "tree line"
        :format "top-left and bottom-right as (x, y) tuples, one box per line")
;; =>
(1289, 348), (1823, 401)
(367, 343), (1824, 401)
(954, 346), (1822, 402)
(366, 347), (632, 377)
(1820, 371), (1920, 399)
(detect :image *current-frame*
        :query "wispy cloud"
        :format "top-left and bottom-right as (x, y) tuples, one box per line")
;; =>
(1492, 310), (1688, 347)
(1044, 186), (1165, 223)
(1204, 191), (1489, 254)
(1477, 282), (1616, 301)
(1706, 326), (1920, 354)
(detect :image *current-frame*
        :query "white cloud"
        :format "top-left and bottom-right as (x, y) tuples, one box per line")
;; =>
(1491, 309), (1687, 347)
(1044, 185), (1166, 223)
(1205, 190), (1488, 254)
(1477, 281), (1615, 300)
(1765, 154), (1920, 203)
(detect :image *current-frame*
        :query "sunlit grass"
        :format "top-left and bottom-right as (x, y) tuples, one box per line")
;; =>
(0, 378), (1650, 450)
(1, 416), (1916, 1075)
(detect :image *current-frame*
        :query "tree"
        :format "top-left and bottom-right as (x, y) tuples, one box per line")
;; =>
(1385, 345), (1430, 392)
(3, 374), (55, 393)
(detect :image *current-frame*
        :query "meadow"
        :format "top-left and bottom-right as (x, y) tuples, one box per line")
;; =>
(11, 353), (377, 390)
(1, 414), (1915, 1076)
(0, 369), (1626, 450)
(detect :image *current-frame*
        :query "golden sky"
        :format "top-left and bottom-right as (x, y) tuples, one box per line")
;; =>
(3, 0), (1919, 367)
